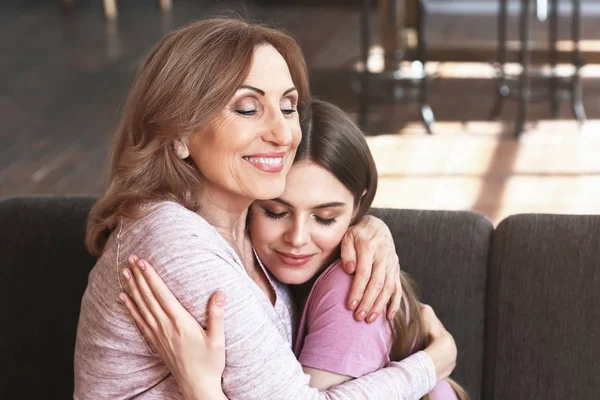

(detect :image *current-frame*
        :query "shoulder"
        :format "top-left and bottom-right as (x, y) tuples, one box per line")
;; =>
(310, 260), (352, 300)
(122, 201), (223, 251)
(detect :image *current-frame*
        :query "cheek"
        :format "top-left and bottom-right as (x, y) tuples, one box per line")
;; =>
(313, 225), (349, 253)
(290, 121), (302, 148)
(249, 215), (285, 249)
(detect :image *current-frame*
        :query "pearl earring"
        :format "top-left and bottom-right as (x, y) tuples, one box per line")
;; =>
(173, 140), (189, 159)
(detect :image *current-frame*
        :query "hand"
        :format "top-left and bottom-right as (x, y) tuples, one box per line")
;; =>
(119, 255), (227, 400)
(340, 215), (402, 323)
(420, 304), (457, 381)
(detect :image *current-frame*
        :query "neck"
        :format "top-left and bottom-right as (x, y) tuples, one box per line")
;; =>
(196, 184), (252, 249)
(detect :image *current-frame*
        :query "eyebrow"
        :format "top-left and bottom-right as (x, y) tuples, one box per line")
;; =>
(272, 198), (346, 210)
(239, 85), (297, 97)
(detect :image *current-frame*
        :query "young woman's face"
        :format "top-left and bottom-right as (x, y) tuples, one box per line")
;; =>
(188, 44), (302, 202)
(249, 161), (357, 285)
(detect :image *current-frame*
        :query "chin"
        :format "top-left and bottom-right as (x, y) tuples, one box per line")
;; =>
(272, 269), (312, 285)
(250, 179), (286, 200)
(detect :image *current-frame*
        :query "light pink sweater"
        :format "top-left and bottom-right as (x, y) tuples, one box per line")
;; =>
(74, 201), (436, 399)
(295, 261), (458, 399)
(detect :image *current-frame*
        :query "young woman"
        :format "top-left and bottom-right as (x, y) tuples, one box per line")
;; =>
(121, 100), (465, 399)
(74, 18), (457, 400)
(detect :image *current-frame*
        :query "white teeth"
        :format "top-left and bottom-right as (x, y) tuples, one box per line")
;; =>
(244, 157), (283, 165)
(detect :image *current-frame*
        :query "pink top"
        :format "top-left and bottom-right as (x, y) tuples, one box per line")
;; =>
(295, 260), (459, 399)
(74, 201), (437, 399)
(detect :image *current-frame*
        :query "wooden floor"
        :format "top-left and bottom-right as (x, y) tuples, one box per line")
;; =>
(1, 0), (600, 225)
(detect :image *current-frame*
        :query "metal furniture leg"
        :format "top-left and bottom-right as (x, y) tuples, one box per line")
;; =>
(359, 0), (371, 131)
(571, 0), (586, 124)
(417, 0), (434, 134)
(516, 0), (531, 137)
(549, 0), (560, 118)
(489, 0), (508, 120)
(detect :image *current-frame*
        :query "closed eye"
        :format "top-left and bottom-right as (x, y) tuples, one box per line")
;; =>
(314, 215), (336, 226)
(236, 109), (256, 116)
(281, 108), (297, 115)
(264, 208), (287, 220)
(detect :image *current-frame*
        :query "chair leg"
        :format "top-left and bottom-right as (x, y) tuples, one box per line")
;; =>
(549, 0), (560, 118)
(515, 0), (531, 138)
(571, 0), (586, 125)
(358, 0), (370, 132)
(104, 0), (117, 19)
(159, 0), (172, 12)
(490, 0), (508, 121)
(419, 77), (435, 135)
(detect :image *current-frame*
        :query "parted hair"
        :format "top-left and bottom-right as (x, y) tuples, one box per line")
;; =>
(86, 18), (310, 256)
(299, 99), (469, 400)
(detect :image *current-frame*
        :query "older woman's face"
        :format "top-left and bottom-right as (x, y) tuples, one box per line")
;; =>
(188, 44), (302, 202)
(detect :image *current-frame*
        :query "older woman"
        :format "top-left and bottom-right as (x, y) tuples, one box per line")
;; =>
(74, 18), (456, 399)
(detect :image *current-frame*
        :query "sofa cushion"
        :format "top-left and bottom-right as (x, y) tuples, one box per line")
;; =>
(370, 208), (493, 400)
(0, 196), (97, 399)
(485, 214), (600, 400)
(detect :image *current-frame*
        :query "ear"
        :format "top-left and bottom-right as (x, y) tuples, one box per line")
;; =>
(173, 139), (189, 159)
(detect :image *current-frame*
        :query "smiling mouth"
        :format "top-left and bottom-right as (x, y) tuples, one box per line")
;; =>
(243, 155), (284, 173)
(274, 250), (315, 267)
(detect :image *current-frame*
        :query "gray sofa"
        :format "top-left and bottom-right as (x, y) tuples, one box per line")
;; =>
(0, 196), (598, 399)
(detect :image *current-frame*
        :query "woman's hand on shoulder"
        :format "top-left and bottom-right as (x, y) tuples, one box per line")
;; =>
(119, 255), (228, 400)
(340, 215), (402, 323)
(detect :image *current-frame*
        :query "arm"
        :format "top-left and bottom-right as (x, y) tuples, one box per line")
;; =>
(120, 222), (442, 400)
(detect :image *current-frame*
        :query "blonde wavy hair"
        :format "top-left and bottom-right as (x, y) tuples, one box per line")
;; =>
(86, 18), (309, 256)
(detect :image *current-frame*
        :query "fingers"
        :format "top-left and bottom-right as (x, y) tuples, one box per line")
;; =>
(120, 292), (155, 343)
(127, 256), (187, 323)
(367, 275), (396, 323)
(340, 232), (357, 274)
(121, 266), (159, 330)
(355, 264), (386, 322)
(127, 258), (170, 327)
(387, 279), (402, 321)
(347, 245), (373, 316)
(206, 292), (226, 348)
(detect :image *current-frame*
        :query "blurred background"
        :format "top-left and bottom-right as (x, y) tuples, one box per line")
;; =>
(1, 0), (600, 224)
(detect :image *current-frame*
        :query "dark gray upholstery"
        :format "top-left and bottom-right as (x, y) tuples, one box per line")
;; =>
(2, 196), (599, 400)
(370, 209), (493, 400)
(485, 214), (600, 400)
(0, 196), (97, 399)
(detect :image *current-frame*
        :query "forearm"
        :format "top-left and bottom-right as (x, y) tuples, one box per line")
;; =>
(183, 384), (228, 400)
(321, 351), (436, 400)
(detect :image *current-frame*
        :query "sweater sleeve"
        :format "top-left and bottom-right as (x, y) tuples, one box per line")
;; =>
(298, 263), (393, 378)
(128, 204), (437, 400)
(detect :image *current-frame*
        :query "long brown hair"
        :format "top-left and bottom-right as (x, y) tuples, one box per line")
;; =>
(300, 99), (469, 400)
(86, 18), (310, 256)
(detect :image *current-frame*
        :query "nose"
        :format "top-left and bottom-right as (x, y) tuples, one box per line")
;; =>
(284, 217), (309, 248)
(263, 107), (293, 147)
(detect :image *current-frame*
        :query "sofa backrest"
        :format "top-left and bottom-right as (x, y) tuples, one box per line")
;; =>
(484, 214), (600, 400)
(370, 208), (493, 400)
(0, 196), (97, 399)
